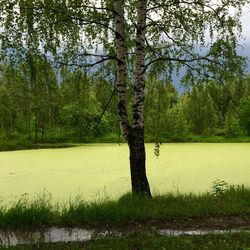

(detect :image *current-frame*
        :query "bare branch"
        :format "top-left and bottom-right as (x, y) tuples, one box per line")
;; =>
(57, 57), (115, 69)
(67, 16), (116, 34)
(144, 56), (224, 73)
(63, 53), (118, 63)
(14, 4), (115, 14)
(93, 84), (116, 132)
(182, 61), (224, 83)
(147, 1), (199, 12)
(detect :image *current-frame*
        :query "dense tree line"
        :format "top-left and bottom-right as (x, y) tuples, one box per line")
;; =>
(0, 58), (118, 142)
(145, 76), (250, 140)
(0, 59), (250, 143)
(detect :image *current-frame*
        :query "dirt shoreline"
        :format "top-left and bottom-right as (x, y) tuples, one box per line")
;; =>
(1, 215), (249, 233)
(88, 215), (250, 233)
(1, 216), (250, 247)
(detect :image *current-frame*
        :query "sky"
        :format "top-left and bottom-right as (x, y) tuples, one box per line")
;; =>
(238, 5), (250, 72)
(173, 4), (250, 92)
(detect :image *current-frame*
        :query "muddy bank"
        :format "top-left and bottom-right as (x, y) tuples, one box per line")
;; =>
(1, 217), (250, 247)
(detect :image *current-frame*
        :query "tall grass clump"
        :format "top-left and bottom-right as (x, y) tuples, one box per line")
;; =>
(0, 192), (59, 229)
(0, 185), (249, 229)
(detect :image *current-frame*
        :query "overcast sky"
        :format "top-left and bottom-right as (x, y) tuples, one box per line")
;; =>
(238, 5), (250, 72)
(174, 4), (250, 92)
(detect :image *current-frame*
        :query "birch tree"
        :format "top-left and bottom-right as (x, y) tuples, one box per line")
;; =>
(0, 0), (249, 196)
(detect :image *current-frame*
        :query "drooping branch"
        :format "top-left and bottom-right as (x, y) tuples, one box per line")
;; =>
(66, 16), (117, 34)
(146, 16), (195, 58)
(57, 52), (118, 67)
(14, 4), (115, 13)
(182, 61), (222, 83)
(57, 57), (115, 69)
(15, 5), (117, 34)
(147, 0), (200, 12)
(144, 56), (224, 74)
(67, 4), (116, 14)
(93, 84), (116, 132)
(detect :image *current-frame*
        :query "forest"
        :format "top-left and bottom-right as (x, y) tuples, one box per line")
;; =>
(0, 58), (250, 144)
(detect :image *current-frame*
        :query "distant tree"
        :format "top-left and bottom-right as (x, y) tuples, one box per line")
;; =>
(238, 97), (250, 136)
(1, 0), (249, 196)
(224, 101), (240, 136)
(246, 75), (250, 96)
(59, 68), (107, 140)
(144, 78), (178, 141)
(187, 85), (217, 134)
(0, 63), (21, 138)
(34, 57), (60, 141)
(165, 94), (190, 140)
(0, 84), (13, 138)
(207, 81), (232, 127)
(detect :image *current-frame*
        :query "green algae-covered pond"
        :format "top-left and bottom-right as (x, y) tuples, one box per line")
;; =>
(0, 143), (249, 204)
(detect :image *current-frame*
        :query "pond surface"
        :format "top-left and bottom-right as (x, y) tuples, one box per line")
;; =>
(0, 143), (249, 204)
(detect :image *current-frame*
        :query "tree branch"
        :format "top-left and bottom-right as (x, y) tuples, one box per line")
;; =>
(57, 57), (116, 69)
(93, 85), (116, 132)
(144, 56), (224, 73)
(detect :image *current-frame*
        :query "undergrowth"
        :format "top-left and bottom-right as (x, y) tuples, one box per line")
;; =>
(0, 185), (249, 229)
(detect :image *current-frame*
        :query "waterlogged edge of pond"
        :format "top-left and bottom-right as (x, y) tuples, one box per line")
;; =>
(1, 141), (250, 153)
(1, 226), (250, 247)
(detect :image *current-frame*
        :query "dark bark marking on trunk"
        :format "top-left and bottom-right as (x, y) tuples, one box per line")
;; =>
(128, 127), (151, 197)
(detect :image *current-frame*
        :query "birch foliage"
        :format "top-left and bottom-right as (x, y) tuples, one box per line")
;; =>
(0, 0), (248, 79)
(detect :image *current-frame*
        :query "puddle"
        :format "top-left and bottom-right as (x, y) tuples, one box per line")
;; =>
(0, 227), (250, 247)
(0, 227), (92, 247)
(157, 229), (250, 236)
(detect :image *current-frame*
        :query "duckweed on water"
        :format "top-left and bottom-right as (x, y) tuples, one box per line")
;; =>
(0, 143), (249, 204)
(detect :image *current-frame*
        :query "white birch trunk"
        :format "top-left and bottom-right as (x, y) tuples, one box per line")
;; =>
(133, 0), (147, 129)
(114, 0), (151, 196)
(128, 0), (151, 196)
(114, 0), (130, 140)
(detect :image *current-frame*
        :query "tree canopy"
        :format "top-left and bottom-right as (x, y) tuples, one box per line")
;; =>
(0, 0), (248, 80)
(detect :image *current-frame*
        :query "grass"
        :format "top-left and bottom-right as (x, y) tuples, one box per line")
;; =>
(145, 134), (250, 143)
(0, 186), (249, 230)
(0, 140), (78, 151)
(0, 134), (250, 152)
(1, 232), (250, 249)
(187, 135), (250, 143)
